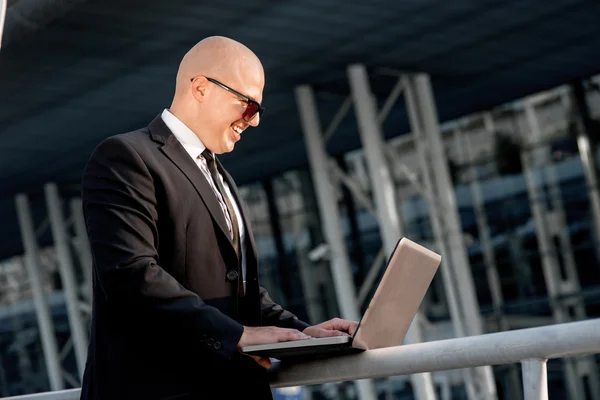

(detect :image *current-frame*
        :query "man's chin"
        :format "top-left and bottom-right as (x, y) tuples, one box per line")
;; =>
(225, 141), (237, 153)
(212, 143), (235, 155)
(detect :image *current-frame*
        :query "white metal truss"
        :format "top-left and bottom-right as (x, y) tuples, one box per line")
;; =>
(520, 96), (600, 400)
(403, 77), (483, 400)
(347, 64), (437, 400)
(296, 65), (506, 399)
(13, 186), (93, 390)
(295, 85), (379, 400)
(459, 114), (507, 332)
(457, 112), (522, 400)
(14, 194), (64, 391)
(293, 69), (600, 399)
(43, 183), (88, 378)
(566, 85), (600, 263)
(403, 73), (498, 400)
(295, 68), (600, 400)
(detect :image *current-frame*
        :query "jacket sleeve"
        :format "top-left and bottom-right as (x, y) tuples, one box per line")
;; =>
(82, 135), (243, 360)
(259, 286), (310, 331)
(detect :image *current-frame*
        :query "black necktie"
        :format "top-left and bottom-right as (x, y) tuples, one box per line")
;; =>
(202, 149), (241, 261)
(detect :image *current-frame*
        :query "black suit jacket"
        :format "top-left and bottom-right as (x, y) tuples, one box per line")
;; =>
(79, 115), (309, 400)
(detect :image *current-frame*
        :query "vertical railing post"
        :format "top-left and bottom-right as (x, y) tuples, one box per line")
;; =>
(521, 359), (549, 400)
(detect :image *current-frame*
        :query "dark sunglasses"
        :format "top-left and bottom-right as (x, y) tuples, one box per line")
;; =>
(191, 76), (265, 122)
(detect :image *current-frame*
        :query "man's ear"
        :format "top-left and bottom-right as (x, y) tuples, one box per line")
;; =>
(190, 76), (209, 103)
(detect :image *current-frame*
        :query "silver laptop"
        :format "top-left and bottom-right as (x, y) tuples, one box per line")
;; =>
(240, 237), (441, 360)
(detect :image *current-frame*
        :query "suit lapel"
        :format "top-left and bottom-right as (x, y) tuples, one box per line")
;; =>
(148, 116), (235, 250)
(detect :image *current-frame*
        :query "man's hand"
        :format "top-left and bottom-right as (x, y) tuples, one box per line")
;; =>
(237, 326), (311, 368)
(302, 318), (358, 338)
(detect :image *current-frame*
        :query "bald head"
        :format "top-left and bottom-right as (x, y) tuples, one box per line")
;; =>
(169, 36), (265, 154)
(173, 36), (264, 102)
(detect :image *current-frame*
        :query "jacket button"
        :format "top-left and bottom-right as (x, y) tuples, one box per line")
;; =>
(226, 270), (239, 281)
(207, 338), (214, 346)
(213, 341), (222, 350)
(200, 334), (207, 343)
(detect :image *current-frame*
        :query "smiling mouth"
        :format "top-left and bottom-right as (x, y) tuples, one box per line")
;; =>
(231, 125), (242, 140)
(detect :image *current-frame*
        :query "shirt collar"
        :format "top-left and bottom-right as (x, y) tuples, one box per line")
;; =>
(161, 108), (209, 160)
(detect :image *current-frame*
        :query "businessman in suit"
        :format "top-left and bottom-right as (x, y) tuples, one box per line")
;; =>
(80, 36), (357, 400)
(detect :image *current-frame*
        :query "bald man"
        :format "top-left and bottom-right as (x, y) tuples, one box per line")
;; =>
(80, 36), (357, 400)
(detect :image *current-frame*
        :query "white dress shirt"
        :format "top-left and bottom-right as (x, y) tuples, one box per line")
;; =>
(161, 109), (247, 291)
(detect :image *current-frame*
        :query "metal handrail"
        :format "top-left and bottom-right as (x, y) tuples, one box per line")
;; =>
(3, 319), (600, 400)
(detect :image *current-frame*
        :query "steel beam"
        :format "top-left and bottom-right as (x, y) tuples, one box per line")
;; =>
(462, 116), (506, 331)
(410, 74), (486, 337)
(295, 170), (330, 324)
(348, 64), (436, 400)
(570, 82), (600, 259)
(347, 65), (404, 254)
(479, 114), (523, 400)
(403, 78), (483, 400)
(405, 73), (498, 399)
(521, 98), (599, 400)
(44, 183), (88, 379)
(337, 156), (367, 282)
(263, 178), (294, 307)
(295, 85), (378, 400)
(15, 194), (64, 391)
(324, 96), (352, 142)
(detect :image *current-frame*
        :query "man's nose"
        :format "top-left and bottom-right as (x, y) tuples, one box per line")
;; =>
(248, 113), (260, 127)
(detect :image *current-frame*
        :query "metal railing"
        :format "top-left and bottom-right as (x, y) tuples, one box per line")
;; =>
(3, 319), (600, 400)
